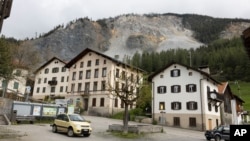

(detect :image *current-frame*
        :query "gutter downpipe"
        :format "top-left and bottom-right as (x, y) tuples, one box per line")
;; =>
(200, 78), (205, 131)
(152, 81), (155, 123)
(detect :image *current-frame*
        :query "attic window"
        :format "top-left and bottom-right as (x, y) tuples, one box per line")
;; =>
(55, 61), (58, 64)
(189, 72), (192, 76)
(160, 74), (164, 78)
(89, 53), (91, 56)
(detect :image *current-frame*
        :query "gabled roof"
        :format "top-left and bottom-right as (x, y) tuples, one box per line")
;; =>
(65, 48), (145, 72)
(148, 61), (221, 84)
(233, 94), (245, 103)
(34, 57), (67, 74)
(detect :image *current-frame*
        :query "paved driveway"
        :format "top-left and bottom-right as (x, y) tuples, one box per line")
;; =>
(0, 116), (205, 141)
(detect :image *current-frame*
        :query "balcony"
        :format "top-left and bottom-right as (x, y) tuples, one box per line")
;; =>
(48, 80), (57, 85)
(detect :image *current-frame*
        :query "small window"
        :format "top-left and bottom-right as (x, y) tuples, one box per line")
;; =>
(87, 60), (91, 67)
(171, 85), (181, 93)
(173, 117), (180, 126)
(157, 86), (166, 94)
(60, 86), (63, 92)
(51, 86), (55, 93)
(100, 98), (105, 107)
(72, 72), (76, 80)
(92, 98), (96, 107)
(52, 67), (59, 73)
(159, 102), (165, 110)
(79, 71), (83, 80)
(188, 72), (192, 76)
(95, 59), (99, 65)
(94, 69), (99, 78)
(102, 67), (107, 77)
(187, 101), (198, 110)
(171, 102), (182, 110)
(189, 117), (196, 127)
(170, 69), (180, 77)
(80, 62), (84, 68)
(186, 84), (197, 92)
(61, 67), (66, 72)
(86, 70), (91, 79)
(44, 68), (49, 74)
(160, 74), (164, 78)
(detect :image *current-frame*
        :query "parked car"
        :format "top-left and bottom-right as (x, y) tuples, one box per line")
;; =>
(204, 125), (230, 141)
(51, 113), (92, 137)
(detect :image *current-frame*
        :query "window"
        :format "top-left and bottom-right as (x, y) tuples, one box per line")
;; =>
(171, 102), (181, 110)
(171, 85), (181, 93)
(101, 81), (106, 90)
(173, 117), (180, 126)
(87, 60), (91, 67)
(61, 76), (64, 82)
(52, 77), (57, 81)
(170, 69), (180, 77)
(159, 102), (165, 110)
(102, 68), (107, 77)
(189, 117), (196, 127)
(36, 87), (40, 93)
(77, 83), (82, 92)
(215, 106), (218, 112)
(208, 103), (212, 111)
(51, 86), (55, 93)
(92, 98), (96, 107)
(104, 60), (106, 64)
(44, 78), (47, 83)
(42, 87), (46, 93)
(94, 69), (99, 78)
(114, 98), (118, 107)
(186, 84), (197, 92)
(157, 86), (166, 94)
(100, 98), (105, 107)
(85, 82), (90, 93)
(44, 68), (49, 74)
(72, 72), (76, 80)
(60, 86), (63, 92)
(80, 62), (84, 68)
(93, 82), (98, 91)
(116, 69), (120, 78)
(86, 70), (91, 79)
(52, 67), (59, 73)
(79, 71), (83, 80)
(67, 76), (69, 82)
(95, 59), (99, 65)
(188, 72), (192, 76)
(61, 67), (66, 72)
(122, 71), (126, 80)
(71, 83), (75, 93)
(38, 78), (41, 84)
(187, 101), (198, 110)
(15, 70), (21, 76)
(115, 82), (119, 89)
(160, 74), (164, 78)
(131, 74), (134, 81)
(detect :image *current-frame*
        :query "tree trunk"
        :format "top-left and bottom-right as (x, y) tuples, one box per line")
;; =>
(123, 104), (129, 133)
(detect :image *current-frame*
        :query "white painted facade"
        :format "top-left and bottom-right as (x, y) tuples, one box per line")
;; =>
(65, 48), (144, 116)
(150, 62), (221, 131)
(0, 68), (28, 97)
(32, 57), (69, 100)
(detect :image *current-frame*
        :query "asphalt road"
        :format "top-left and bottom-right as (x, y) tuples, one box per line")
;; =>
(1, 116), (206, 141)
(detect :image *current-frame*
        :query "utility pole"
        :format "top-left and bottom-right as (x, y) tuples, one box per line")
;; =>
(189, 51), (192, 67)
(0, 0), (13, 33)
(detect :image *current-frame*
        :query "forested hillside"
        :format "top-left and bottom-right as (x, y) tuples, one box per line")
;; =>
(127, 37), (250, 82)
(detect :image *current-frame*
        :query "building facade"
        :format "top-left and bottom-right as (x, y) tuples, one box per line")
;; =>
(148, 62), (223, 131)
(64, 48), (144, 116)
(32, 57), (69, 100)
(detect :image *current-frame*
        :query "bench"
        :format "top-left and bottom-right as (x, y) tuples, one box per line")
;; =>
(16, 116), (36, 124)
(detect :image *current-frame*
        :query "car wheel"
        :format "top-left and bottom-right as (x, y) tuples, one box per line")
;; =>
(214, 135), (221, 141)
(83, 134), (90, 137)
(67, 128), (74, 137)
(52, 125), (57, 133)
(206, 137), (211, 140)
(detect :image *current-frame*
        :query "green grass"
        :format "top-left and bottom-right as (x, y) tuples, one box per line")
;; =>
(111, 131), (144, 139)
(229, 81), (250, 111)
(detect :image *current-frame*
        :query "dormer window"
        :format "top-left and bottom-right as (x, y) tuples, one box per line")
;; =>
(170, 69), (180, 77)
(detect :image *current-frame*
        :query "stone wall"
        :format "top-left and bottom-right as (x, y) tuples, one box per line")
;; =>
(0, 98), (13, 118)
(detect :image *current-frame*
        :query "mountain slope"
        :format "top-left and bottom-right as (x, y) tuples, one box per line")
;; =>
(23, 13), (250, 64)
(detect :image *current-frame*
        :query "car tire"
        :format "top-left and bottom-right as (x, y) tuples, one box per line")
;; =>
(67, 128), (74, 137)
(83, 134), (90, 137)
(214, 135), (221, 141)
(52, 125), (57, 133)
(206, 137), (211, 140)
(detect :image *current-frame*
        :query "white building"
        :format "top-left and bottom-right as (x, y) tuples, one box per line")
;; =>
(32, 57), (69, 100)
(64, 48), (144, 116)
(0, 68), (28, 98)
(148, 62), (223, 131)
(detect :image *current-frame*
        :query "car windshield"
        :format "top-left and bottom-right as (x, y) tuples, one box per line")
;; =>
(68, 114), (85, 121)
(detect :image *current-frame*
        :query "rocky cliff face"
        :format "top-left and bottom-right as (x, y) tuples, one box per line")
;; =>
(23, 14), (250, 64)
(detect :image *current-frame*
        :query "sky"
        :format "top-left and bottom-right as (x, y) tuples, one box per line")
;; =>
(1, 0), (250, 40)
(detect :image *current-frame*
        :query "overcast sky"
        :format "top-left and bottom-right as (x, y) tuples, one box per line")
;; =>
(1, 0), (250, 40)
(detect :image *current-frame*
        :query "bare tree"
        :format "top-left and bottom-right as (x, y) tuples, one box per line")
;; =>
(107, 67), (144, 133)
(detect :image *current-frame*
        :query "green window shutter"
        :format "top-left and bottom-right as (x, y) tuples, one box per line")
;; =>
(14, 82), (19, 89)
